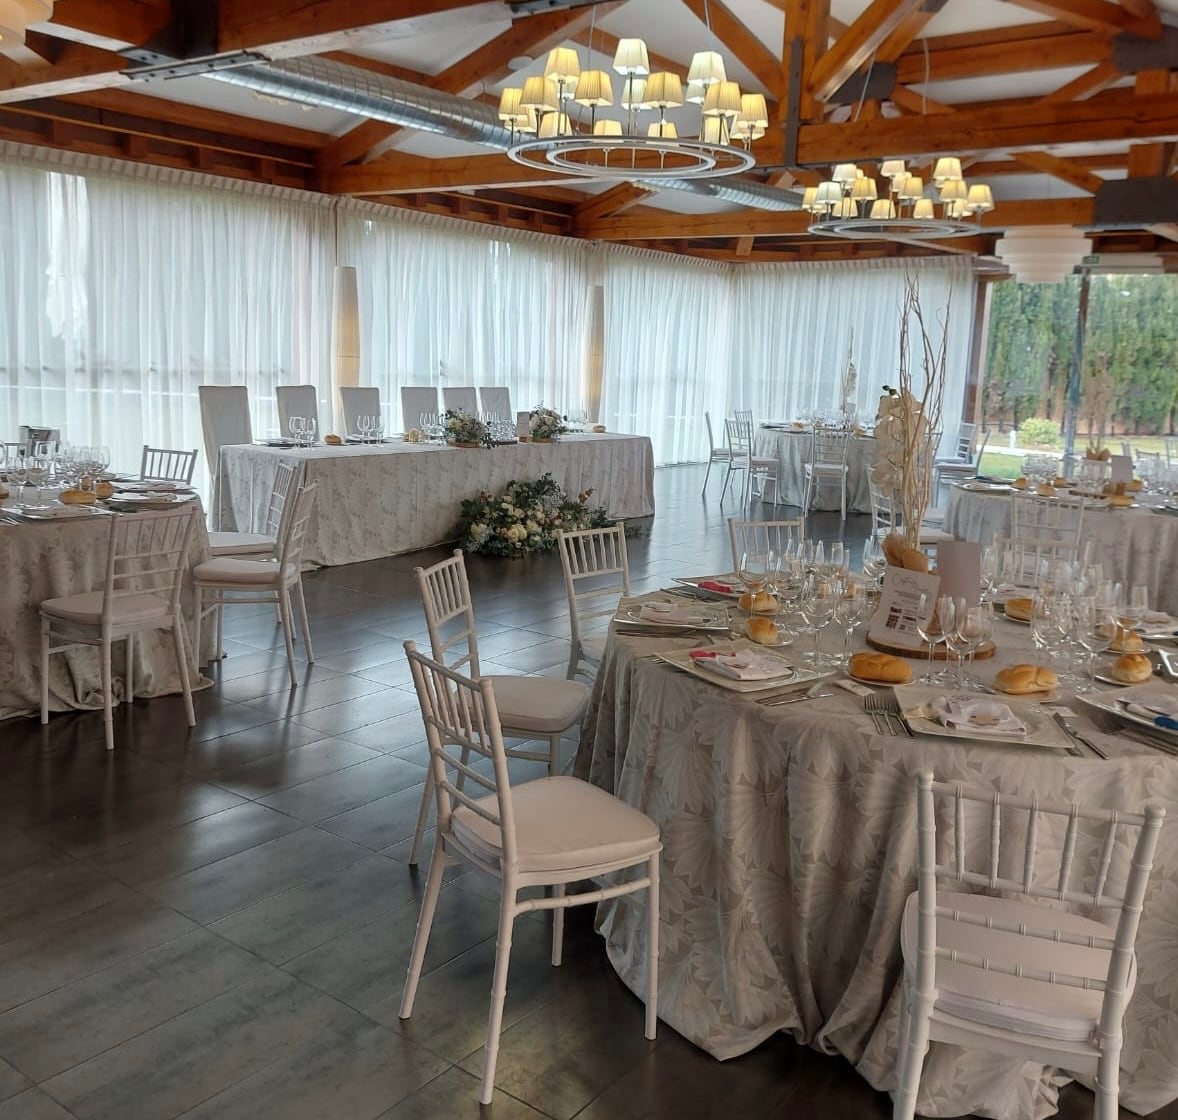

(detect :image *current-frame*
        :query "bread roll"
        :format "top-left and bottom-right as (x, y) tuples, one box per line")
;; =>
(994, 664), (1058, 694)
(591, 424), (606, 433)
(324, 434), (343, 446)
(1126, 479), (1143, 493)
(1111, 652), (1152, 683)
(1108, 627), (1145, 653)
(94, 480), (115, 499)
(1037, 483), (1056, 497)
(1053, 475), (1068, 488)
(1012, 477), (1028, 490)
(60, 489), (97, 505)
(881, 532), (929, 572)
(738, 590), (777, 613)
(1108, 494), (1134, 508)
(1003, 597), (1034, 621)
(745, 615), (779, 645)
(849, 651), (913, 684)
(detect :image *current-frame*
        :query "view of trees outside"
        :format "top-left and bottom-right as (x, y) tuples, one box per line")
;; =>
(979, 273), (1178, 475)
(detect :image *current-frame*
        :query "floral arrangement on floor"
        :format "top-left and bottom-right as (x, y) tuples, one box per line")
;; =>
(529, 407), (567, 441)
(444, 409), (492, 448)
(457, 472), (610, 556)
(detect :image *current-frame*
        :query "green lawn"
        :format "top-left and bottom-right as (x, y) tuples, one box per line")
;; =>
(979, 451), (1028, 480)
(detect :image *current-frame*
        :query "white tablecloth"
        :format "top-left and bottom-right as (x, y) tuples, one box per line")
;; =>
(753, 427), (875, 512)
(0, 510), (212, 721)
(945, 486), (1178, 615)
(575, 606), (1178, 1119)
(217, 434), (656, 567)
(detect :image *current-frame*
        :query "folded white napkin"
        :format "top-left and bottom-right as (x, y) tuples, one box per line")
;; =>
(929, 696), (1027, 736)
(637, 603), (717, 626)
(19, 504), (96, 519)
(1126, 695), (1178, 718)
(689, 650), (789, 681)
(1142, 610), (1173, 626)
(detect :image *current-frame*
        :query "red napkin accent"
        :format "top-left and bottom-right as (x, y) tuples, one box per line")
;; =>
(697, 580), (732, 594)
(688, 649), (718, 660)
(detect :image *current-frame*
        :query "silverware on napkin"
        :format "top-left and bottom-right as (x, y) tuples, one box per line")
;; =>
(1050, 711), (1108, 759)
(757, 684), (833, 707)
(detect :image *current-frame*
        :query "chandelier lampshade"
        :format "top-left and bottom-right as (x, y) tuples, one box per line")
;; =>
(0, 0), (52, 42)
(612, 38), (650, 76)
(994, 226), (1093, 283)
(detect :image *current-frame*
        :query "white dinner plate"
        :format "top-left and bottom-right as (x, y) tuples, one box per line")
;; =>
(115, 480), (193, 493)
(1077, 685), (1178, 742)
(656, 645), (825, 694)
(1, 503), (110, 520)
(103, 493), (199, 509)
(614, 602), (731, 632)
(958, 481), (1012, 493)
(892, 684), (1073, 749)
(673, 574), (745, 600)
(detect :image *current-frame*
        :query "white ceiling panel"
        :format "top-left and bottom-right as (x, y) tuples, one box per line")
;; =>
(158, 74), (353, 135)
(348, 17), (513, 78)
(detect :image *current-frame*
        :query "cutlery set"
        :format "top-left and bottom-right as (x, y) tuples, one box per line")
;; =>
(863, 692), (914, 737)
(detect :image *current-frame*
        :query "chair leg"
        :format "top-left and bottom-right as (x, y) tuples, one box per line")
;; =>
(214, 602), (224, 663)
(551, 885), (565, 966)
(193, 587), (203, 669)
(172, 614), (196, 728)
(277, 589), (298, 689)
(565, 640), (580, 682)
(547, 732), (561, 776)
(408, 769), (435, 867)
(39, 615), (51, 725)
(892, 990), (930, 1120)
(479, 890), (518, 1106)
(294, 579), (314, 663)
(719, 461), (734, 502)
(399, 843), (447, 1019)
(101, 631), (114, 752)
(645, 852), (660, 1039)
(125, 633), (135, 702)
(1095, 1046), (1121, 1120)
(701, 458), (713, 496)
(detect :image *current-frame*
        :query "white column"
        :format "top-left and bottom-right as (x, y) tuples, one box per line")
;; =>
(330, 265), (360, 434)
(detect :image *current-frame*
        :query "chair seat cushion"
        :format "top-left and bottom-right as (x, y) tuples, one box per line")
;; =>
(902, 889), (1129, 1043)
(194, 557), (294, 585)
(207, 531), (275, 557)
(451, 775), (661, 874)
(41, 591), (171, 626)
(486, 675), (588, 734)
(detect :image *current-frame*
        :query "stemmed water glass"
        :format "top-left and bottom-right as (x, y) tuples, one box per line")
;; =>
(952, 599), (992, 689)
(770, 549), (804, 644)
(798, 572), (838, 668)
(835, 580), (870, 664)
(915, 592), (954, 685)
(288, 416), (306, 445)
(1071, 595), (1114, 693)
(25, 443), (51, 506)
(862, 536), (885, 583)
(738, 551), (770, 596)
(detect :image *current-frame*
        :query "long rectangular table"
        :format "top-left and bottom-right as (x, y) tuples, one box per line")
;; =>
(575, 603), (1178, 1119)
(217, 433), (656, 567)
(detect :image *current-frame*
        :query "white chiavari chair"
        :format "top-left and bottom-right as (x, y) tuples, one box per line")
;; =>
(275, 385), (319, 439)
(803, 427), (850, 519)
(198, 385), (252, 523)
(139, 445), (198, 484)
(1010, 491), (1085, 547)
(726, 517), (804, 571)
(207, 460), (303, 559)
(721, 416), (778, 506)
(556, 523), (630, 681)
(701, 411), (733, 496)
(478, 386), (512, 418)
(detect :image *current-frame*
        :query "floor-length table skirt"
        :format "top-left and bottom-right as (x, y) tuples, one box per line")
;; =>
(217, 434), (656, 567)
(575, 621), (1178, 1119)
(752, 428), (875, 512)
(945, 486), (1178, 615)
(0, 512), (212, 721)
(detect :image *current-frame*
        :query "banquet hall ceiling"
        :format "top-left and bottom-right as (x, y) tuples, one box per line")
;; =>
(3, 0), (1178, 266)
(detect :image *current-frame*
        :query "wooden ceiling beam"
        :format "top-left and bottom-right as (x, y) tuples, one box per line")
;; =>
(1004, 0), (1161, 39)
(679, 0), (783, 99)
(572, 183), (654, 228)
(217, 0), (507, 58)
(1014, 149), (1106, 193)
(893, 30), (1110, 85)
(888, 85), (952, 114)
(314, 6), (609, 171)
(807, 0), (923, 103)
(42, 0), (173, 53)
(796, 90), (1178, 163)
(1038, 60), (1124, 103)
(0, 39), (131, 104)
(322, 152), (579, 195)
(780, 0), (829, 123)
(875, 8), (940, 63)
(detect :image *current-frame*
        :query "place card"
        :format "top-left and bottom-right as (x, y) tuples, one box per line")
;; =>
(1110, 454), (1134, 483)
(934, 541), (982, 606)
(868, 567), (940, 651)
(516, 411), (531, 438)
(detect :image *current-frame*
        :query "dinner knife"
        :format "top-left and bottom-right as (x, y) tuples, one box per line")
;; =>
(1051, 711), (1108, 759)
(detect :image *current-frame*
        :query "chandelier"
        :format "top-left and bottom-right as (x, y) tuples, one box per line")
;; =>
(805, 158), (995, 240)
(499, 38), (763, 181)
(0, 0), (53, 42)
(993, 226), (1093, 283)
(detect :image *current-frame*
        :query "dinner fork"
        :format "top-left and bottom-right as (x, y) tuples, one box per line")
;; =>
(863, 692), (914, 738)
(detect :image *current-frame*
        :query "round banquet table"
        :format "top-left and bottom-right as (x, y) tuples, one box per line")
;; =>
(752, 426), (875, 513)
(574, 600), (1178, 1119)
(945, 485), (1178, 616)
(0, 507), (214, 721)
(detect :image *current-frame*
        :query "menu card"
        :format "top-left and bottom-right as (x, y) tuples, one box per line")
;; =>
(934, 541), (982, 607)
(516, 411), (531, 438)
(1110, 454), (1134, 483)
(868, 567), (941, 650)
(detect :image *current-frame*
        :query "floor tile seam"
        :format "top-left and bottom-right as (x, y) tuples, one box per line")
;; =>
(24, 1083), (85, 1120)
(209, 744), (408, 803)
(254, 769), (429, 825)
(183, 731), (381, 782)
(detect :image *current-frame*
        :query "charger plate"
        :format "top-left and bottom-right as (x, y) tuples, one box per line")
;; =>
(893, 684), (1072, 749)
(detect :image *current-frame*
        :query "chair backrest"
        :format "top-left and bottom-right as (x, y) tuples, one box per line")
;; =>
(275, 385), (319, 438)
(727, 518), (803, 570)
(100, 505), (197, 624)
(952, 422), (976, 461)
(1136, 449), (1161, 466)
(557, 525), (630, 658)
(1121, 440), (1133, 458)
(735, 409), (754, 428)
(1009, 491), (1085, 545)
(724, 416), (752, 458)
(415, 549), (481, 675)
(868, 480), (896, 538)
(992, 534), (1080, 586)
(276, 482), (318, 571)
(1166, 436), (1178, 466)
(198, 386), (252, 474)
(19, 425), (60, 452)
(404, 642), (517, 874)
(401, 386), (439, 431)
(442, 387), (479, 415)
(140, 445), (198, 483)
(704, 411), (720, 453)
(478, 386), (512, 418)
(810, 428), (849, 467)
(263, 460), (304, 538)
(912, 770), (1164, 1041)
(339, 387), (382, 436)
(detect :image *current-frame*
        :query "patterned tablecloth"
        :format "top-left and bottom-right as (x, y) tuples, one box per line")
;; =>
(575, 605), (1178, 1119)
(945, 486), (1178, 615)
(752, 427), (875, 513)
(217, 434), (656, 567)
(0, 508), (212, 721)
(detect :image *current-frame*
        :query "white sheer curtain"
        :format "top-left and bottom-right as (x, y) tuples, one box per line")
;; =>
(0, 148), (333, 489)
(731, 258), (976, 453)
(601, 249), (732, 465)
(339, 208), (591, 430)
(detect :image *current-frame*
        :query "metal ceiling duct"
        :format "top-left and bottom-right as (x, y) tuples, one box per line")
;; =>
(211, 55), (801, 213)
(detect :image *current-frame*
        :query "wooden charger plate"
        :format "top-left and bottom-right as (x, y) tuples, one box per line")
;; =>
(866, 635), (997, 661)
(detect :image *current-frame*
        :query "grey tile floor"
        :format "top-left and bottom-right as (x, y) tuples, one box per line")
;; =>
(2, 465), (1172, 1119)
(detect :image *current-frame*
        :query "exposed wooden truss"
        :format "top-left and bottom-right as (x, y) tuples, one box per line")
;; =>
(0, 0), (1176, 264)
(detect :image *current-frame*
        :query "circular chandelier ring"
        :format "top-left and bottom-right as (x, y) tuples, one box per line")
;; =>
(808, 216), (981, 240)
(507, 135), (755, 181)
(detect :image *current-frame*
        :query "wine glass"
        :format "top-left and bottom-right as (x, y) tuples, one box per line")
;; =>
(1072, 596), (1113, 693)
(303, 417), (317, 446)
(835, 579), (870, 664)
(738, 551), (770, 596)
(1121, 584), (1150, 630)
(770, 550), (804, 643)
(799, 572), (838, 668)
(915, 592), (952, 685)
(288, 416), (305, 445)
(25, 446), (49, 506)
(862, 536), (885, 582)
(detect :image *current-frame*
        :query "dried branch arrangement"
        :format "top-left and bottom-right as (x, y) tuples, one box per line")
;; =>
(872, 274), (949, 570)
